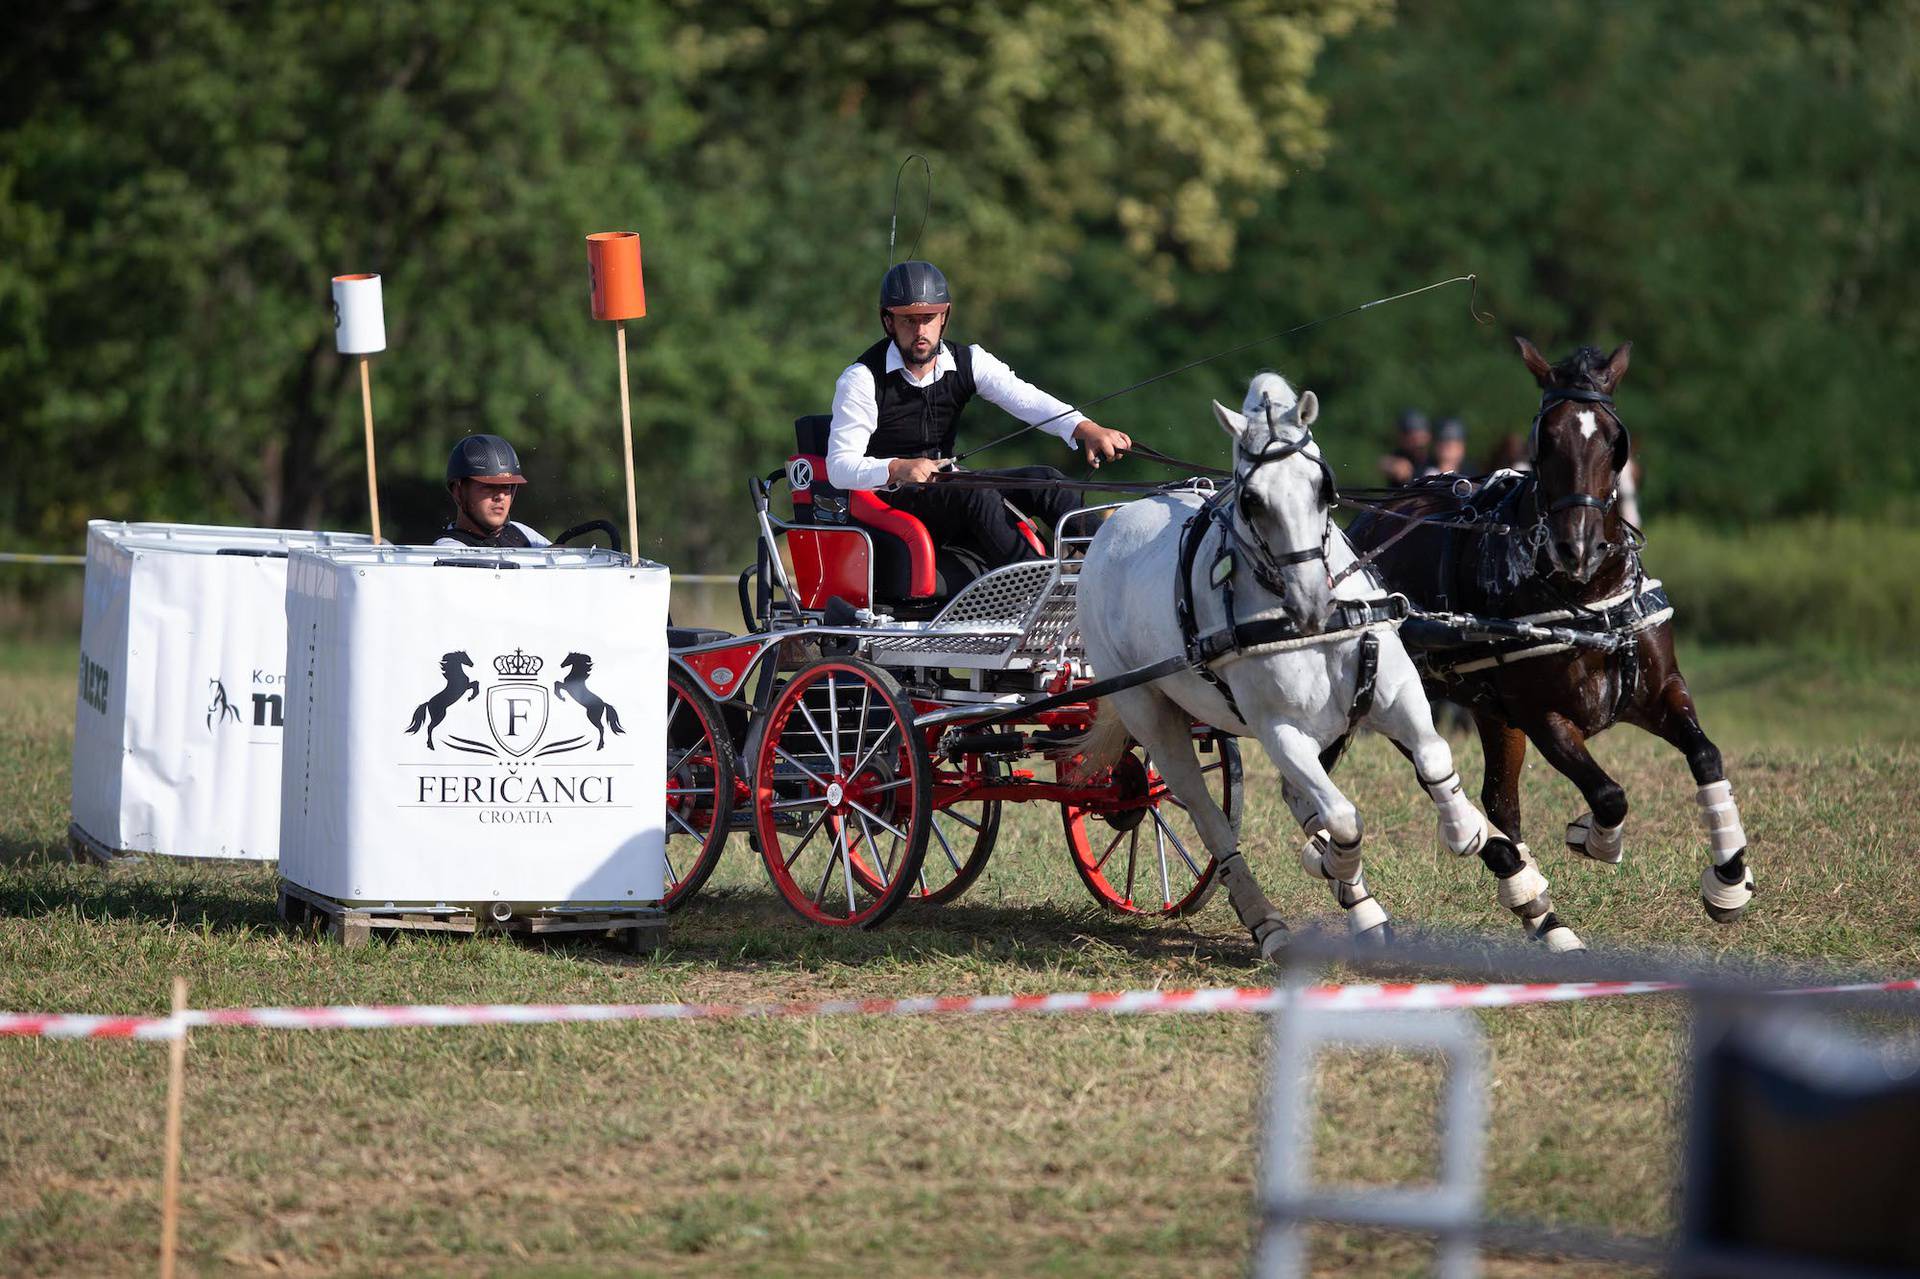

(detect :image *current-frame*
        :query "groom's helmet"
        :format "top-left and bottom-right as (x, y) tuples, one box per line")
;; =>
(446, 434), (527, 488)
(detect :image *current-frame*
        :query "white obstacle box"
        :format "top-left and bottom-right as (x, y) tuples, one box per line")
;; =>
(278, 545), (667, 910)
(69, 520), (375, 861)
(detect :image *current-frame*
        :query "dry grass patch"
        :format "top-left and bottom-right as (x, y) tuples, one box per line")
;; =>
(2, 638), (1915, 1275)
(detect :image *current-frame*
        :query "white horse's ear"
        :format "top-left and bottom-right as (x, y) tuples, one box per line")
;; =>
(1295, 390), (1319, 428)
(1212, 400), (1248, 439)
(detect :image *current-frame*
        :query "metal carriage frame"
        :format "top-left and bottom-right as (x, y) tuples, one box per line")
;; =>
(658, 469), (1241, 929)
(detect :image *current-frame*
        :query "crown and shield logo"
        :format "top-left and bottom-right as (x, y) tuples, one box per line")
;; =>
(485, 649), (547, 757)
(405, 646), (621, 759)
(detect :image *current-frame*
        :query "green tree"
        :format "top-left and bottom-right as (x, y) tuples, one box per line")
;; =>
(1, 0), (1382, 569)
(993, 0), (1920, 521)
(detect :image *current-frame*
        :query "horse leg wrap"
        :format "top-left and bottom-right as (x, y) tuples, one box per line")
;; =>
(1423, 771), (1488, 857)
(1700, 859), (1756, 923)
(1298, 829), (1331, 879)
(1300, 830), (1363, 885)
(1480, 837), (1549, 912)
(1694, 780), (1755, 922)
(1565, 812), (1625, 864)
(1218, 854), (1289, 958)
(1333, 870), (1390, 940)
(1300, 834), (1387, 940)
(1527, 909), (1587, 953)
(1694, 780), (1748, 866)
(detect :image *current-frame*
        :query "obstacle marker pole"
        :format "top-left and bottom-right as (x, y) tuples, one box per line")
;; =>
(358, 357), (382, 544)
(331, 272), (388, 544)
(615, 322), (640, 562)
(585, 232), (647, 561)
(158, 976), (189, 1279)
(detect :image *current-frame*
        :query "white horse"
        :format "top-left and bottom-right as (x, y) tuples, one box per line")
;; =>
(1075, 372), (1584, 957)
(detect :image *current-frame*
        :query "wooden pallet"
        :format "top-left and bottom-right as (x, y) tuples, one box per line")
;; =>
(276, 880), (666, 954)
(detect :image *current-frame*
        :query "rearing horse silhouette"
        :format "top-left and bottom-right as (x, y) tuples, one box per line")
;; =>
(405, 652), (477, 749)
(554, 652), (624, 749)
(206, 679), (241, 730)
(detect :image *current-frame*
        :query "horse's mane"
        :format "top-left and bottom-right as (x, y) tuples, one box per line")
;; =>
(1548, 346), (1611, 392)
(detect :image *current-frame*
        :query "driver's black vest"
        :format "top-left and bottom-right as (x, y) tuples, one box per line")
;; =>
(857, 338), (977, 460)
(439, 522), (533, 549)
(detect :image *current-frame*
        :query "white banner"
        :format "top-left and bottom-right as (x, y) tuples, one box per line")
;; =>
(70, 521), (374, 860)
(279, 545), (667, 908)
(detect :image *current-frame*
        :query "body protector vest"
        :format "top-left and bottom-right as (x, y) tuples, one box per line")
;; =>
(857, 338), (977, 461)
(438, 521), (534, 549)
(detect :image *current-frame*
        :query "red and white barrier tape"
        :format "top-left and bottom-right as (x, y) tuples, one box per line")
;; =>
(4, 978), (1915, 1042)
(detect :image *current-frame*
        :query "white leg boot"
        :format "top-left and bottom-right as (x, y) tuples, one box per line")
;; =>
(1565, 812), (1625, 864)
(1696, 780), (1755, 922)
(1301, 831), (1390, 943)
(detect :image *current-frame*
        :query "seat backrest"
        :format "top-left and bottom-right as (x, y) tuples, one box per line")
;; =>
(784, 414), (938, 601)
(794, 414), (832, 455)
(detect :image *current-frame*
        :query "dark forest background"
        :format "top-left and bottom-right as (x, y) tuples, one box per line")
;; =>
(4, 0), (1916, 575)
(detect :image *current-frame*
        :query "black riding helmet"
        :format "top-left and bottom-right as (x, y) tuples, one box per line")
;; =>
(878, 260), (951, 312)
(446, 434), (527, 487)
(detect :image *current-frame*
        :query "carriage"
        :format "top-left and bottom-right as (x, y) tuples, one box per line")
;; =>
(654, 415), (1239, 928)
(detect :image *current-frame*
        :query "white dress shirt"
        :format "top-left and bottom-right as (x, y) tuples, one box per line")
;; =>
(826, 342), (1086, 491)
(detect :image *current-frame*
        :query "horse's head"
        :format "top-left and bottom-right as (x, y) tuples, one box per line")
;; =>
(560, 653), (589, 676)
(1212, 372), (1334, 633)
(1516, 337), (1632, 583)
(443, 651), (473, 674)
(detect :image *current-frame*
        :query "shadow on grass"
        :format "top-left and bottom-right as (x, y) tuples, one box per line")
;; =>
(1, 844), (1260, 972)
(650, 885), (1258, 972)
(0, 853), (280, 932)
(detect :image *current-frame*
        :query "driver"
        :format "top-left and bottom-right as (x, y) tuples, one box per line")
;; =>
(826, 260), (1132, 567)
(434, 434), (551, 548)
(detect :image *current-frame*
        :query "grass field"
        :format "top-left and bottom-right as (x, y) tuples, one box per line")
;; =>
(3, 635), (1916, 1277)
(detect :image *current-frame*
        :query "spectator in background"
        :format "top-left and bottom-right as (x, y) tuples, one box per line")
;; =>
(1424, 416), (1469, 476)
(1379, 409), (1431, 487)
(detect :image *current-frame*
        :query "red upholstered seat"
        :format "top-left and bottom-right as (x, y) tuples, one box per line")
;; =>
(787, 415), (977, 612)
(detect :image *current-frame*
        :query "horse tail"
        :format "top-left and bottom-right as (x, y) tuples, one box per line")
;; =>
(406, 703), (427, 735)
(604, 703), (625, 736)
(1058, 698), (1133, 783)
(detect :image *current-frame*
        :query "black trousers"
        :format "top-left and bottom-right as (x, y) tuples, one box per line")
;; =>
(885, 465), (1084, 566)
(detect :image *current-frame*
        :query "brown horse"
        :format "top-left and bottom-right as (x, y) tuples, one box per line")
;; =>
(1346, 338), (1755, 923)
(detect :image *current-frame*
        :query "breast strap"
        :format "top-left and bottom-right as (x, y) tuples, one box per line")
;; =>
(1173, 498), (1407, 725)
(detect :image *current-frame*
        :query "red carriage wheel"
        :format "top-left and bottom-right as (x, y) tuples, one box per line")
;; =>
(1060, 736), (1240, 917)
(752, 658), (931, 928)
(661, 662), (735, 910)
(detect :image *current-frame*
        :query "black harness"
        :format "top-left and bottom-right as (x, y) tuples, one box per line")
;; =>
(1168, 404), (1405, 729)
(947, 408), (1406, 747)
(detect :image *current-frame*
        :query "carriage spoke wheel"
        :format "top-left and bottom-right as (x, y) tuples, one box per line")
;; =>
(661, 664), (735, 911)
(752, 659), (931, 928)
(1060, 736), (1241, 917)
(857, 759), (1002, 906)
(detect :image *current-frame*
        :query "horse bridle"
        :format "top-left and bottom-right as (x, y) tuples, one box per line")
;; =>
(1523, 385), (1650, 569)
(1225, 395), (1338, 590)
(1527, 385), (1631, 518)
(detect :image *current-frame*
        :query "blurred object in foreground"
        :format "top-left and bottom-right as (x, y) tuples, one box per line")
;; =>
(1681, 1008), (1920, 1277)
